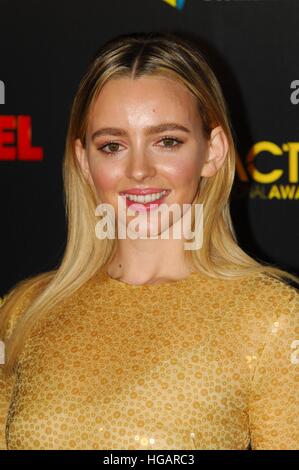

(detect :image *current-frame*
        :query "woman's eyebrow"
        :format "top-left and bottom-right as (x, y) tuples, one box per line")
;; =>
(91, 122), (191, 141)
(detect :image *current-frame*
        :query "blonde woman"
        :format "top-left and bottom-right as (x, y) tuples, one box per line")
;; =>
(0, 31), (298, 450)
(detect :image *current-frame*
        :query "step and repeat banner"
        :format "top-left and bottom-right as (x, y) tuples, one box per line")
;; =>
(0, 0), (298, 293)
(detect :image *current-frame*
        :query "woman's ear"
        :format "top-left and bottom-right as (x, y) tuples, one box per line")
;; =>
(75, 138), (93, 186)
(200, 126), (229, 177)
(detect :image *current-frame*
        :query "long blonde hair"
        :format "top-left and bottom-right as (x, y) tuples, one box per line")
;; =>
(1, 31), (298, 376)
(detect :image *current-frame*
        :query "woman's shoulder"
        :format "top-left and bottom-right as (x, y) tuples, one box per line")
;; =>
(198, 270), (297, 299)
(227, 271), (298, 331)
(204, 272), (298, 356)
(247, 271), (298, 307)
(0, 271), (55, 342)
(197, 270), (298, 325)
(218, 271), (297, 301)
(238, 271), (296, 312)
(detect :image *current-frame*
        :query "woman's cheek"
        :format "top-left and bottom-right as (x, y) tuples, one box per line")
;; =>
(88, 160), (119, 195)
(168, 160), (199, 187)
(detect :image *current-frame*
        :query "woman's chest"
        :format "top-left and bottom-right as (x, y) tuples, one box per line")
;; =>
(6, 309), (252, 449)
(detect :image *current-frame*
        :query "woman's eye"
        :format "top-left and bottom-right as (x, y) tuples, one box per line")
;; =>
(157, 137), (183, 149)
(97, 136), (183, 156)
(97, 142), (123, 155)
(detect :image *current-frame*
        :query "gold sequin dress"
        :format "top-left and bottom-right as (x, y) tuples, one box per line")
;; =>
(0, 269), (298, 450)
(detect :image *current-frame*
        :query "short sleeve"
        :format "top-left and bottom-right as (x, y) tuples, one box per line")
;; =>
(248, 286), (299, 449)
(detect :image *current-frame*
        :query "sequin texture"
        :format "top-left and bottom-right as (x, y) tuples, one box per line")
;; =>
(0, 269), (298, 449)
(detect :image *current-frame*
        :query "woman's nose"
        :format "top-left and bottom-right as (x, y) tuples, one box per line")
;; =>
(125, 148), (156, 181)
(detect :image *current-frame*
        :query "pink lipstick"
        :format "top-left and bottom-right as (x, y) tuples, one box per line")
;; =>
(119, 188), (170, 212)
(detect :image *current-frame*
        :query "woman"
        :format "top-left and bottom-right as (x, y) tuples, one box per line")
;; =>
(0, 31), (298, 450)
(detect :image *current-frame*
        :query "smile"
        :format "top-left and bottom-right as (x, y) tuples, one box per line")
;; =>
(118, 190), (170, 212)
(123, 190), (168, 203)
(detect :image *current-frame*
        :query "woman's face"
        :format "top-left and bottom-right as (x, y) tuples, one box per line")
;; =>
(75, 75), (223, 238)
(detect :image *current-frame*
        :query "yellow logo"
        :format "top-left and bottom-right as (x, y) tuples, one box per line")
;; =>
(163, 0), (186, 10)
(238, 141), (299, 200)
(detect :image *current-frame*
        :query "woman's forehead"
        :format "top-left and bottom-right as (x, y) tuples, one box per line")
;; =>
(88, 76), (201, 132)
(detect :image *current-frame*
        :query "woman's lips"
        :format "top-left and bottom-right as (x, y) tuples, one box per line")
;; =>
(119, 191), (170, 212)
(119, 188), (168, 195)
